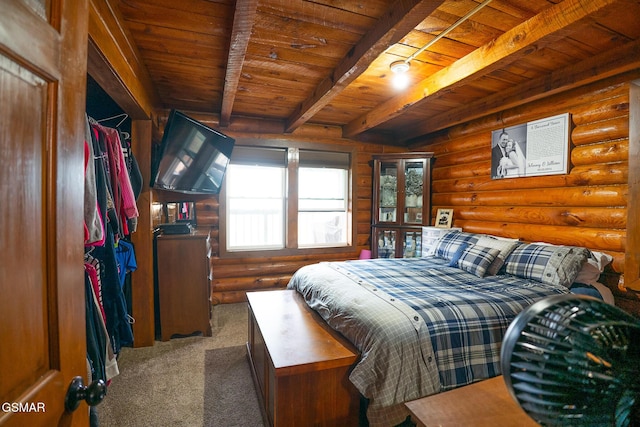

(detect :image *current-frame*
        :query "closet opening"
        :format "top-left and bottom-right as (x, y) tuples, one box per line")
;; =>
(84, 73), (141, 356)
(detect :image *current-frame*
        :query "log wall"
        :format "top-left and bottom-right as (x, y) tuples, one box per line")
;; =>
(411, 77), (639, 315)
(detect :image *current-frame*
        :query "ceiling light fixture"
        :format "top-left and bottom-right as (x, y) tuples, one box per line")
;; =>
(388, 0), (494, 90)
(390, 60), (411, 90)
(390, 60), (410, 74)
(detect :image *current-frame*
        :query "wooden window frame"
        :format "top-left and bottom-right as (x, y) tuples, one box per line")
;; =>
(219, 140), (356, 258)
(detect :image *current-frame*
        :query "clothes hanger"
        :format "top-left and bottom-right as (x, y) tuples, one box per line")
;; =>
(96, 113), (131, 140)
(115, 114), (129, 128)
(97, 112), (129, 128)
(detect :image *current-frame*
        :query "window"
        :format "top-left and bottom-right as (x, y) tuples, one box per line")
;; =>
(224, 145), (352, 253)
(226, 164), (285, 250)
(298, 150), (349, 247)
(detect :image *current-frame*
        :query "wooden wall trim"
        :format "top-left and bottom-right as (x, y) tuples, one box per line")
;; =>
(87, 0), (162, 346)
(87, 0), (159, 118)
(626, 81), (640, 291)
(130, 119), (155, 346)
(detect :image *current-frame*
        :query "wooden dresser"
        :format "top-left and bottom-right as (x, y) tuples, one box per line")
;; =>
(156, 229), (212, 341)
(246, 290), (360, 427)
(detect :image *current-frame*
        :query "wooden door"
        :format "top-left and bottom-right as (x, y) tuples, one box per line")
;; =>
(0, 1), (90, 426)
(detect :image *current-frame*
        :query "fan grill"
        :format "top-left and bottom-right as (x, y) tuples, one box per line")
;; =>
(501, 295), (640, 426)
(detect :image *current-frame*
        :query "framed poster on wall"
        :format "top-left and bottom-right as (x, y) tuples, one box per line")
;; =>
(491, 113), (570, 179)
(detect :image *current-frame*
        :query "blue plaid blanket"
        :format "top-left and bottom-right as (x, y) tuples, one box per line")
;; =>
(288, 256), (568, 426)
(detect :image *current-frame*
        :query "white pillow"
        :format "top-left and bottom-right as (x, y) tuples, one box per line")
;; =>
(574, 250), (614, 284)
(590, 250), (614, 271)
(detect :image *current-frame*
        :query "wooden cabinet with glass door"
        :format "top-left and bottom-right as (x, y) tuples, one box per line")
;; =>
(371, 153), (433, 258)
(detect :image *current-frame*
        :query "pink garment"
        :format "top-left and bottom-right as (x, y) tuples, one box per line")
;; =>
(93, 124), (139, 220)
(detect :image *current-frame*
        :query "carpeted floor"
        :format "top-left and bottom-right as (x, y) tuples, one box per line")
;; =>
(97, 303), (264, 426)
(203, 346), (263, 427)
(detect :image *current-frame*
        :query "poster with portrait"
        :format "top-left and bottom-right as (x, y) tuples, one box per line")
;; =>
(491, 113), (570, 179)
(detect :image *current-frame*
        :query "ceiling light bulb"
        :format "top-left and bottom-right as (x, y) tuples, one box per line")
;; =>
(392, 72), (410, 90)
(390, 61), (410, 90)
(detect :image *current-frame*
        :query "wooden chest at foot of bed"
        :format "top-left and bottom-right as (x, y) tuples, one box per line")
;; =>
(247, 290), (360, 427)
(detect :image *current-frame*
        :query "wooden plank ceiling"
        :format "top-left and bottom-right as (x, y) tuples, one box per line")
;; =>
(116, 0), (640, 144)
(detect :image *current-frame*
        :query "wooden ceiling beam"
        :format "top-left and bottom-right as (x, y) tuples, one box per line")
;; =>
(220, 0), (259, 127)
(342, 0), (619, 138)
(403, 38), (640, 142)
(283, 0), (447, 133)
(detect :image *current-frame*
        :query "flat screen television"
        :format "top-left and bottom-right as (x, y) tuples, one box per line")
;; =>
(151, 110), (235, 194)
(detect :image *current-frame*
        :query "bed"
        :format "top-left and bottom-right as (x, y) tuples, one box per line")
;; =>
(286, 231), (612, 426)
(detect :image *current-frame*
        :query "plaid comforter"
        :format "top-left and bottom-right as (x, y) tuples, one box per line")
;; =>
(287, 256), (569, 426)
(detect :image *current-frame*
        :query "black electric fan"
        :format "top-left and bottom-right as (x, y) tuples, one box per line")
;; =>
(501, 294), (640, 426)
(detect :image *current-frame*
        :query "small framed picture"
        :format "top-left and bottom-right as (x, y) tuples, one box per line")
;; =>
(435, 209), (453, 228)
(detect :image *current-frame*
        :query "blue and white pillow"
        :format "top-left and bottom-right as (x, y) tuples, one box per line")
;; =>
(432, 231), (481, 261)
(450, 244), (501, 278)
(474, 235), (520, 276)
(504, 243), (589, 287)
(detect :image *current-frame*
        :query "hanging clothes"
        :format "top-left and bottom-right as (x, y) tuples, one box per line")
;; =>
(83, 114), (140, 383)
(84, 254), (106, 323)
(85, 272), (106, 383)
(85, 269), (119, 383)
(90, 149), (134, 354)
(115, 239), (137, 289)
(84, 115), (104, 246)
(121, 131), (143, 201)
(90, 122), (139, 240)
(120, 133), (142, 234)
